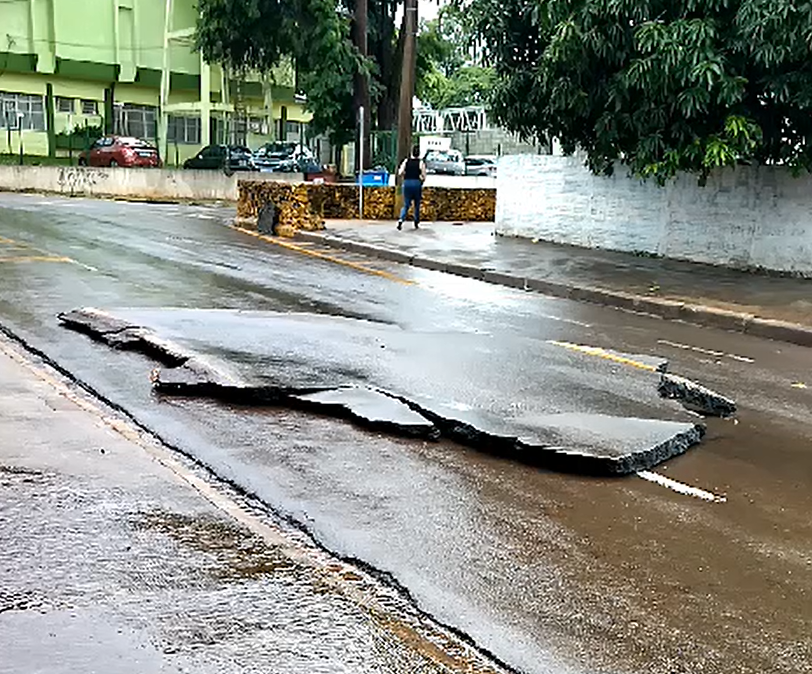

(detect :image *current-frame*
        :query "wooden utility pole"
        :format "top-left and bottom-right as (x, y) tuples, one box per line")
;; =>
(396, 0), (418, 169)
(353, 0), (371, 173)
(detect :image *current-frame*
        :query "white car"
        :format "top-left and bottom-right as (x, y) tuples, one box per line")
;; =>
(424, 149), (465, 176)
(465, 155), (497, 177)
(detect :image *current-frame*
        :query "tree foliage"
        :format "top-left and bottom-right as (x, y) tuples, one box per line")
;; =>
(196, 0), (412, 144)
(417, 6), (495, 109)
(195, 0), (366, 145)
(195, 0), (297, 74)
(465, 0), (812, 182)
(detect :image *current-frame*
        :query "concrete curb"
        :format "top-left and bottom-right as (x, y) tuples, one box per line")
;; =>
(295, 231), (812, 348)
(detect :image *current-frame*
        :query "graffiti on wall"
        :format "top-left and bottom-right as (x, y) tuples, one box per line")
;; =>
(57, 167), (109, 196)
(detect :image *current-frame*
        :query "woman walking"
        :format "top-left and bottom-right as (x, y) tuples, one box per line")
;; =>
(396, 146), (426, 230)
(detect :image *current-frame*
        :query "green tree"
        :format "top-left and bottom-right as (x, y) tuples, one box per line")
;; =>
(417, 6), (495, 109)
(195, 0), (367, 146)
(466, 0), (812, 183)
(196, 0), (415, 144)
(419, 65), (495, 109)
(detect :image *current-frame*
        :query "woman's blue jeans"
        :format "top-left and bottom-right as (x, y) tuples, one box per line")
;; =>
(399, 179), (422, 223)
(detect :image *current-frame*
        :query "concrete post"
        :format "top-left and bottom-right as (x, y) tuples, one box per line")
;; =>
(45, 82), (55, 157)
(200, 57), (211, 148)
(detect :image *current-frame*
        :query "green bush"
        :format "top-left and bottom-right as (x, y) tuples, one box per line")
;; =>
(55, 125), (103, 151)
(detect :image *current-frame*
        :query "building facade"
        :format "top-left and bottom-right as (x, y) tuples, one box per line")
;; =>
(0, 0), (311, 164)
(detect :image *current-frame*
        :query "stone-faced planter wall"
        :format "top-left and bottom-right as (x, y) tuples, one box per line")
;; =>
(237, 180), (496, 235)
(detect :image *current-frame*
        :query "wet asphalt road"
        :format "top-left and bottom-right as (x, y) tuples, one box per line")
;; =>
(0, 193), (811, 673)
(1, 341), (474, 674)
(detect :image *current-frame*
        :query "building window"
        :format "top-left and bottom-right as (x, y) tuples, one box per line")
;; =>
(231, 117), (248, 144)
(167, 115), (201, 145)
(56, 97), (74, 114)
(115, 103), (157, 139)
(285, 120), (306, 140)
(0, 92), (46, 131)
(248, 117), (266, 135)
(81, 99), (99, 116)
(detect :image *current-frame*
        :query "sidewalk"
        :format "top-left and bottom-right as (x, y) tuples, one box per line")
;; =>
(0, 334), (502, 674)
(297, 220), (812, 346)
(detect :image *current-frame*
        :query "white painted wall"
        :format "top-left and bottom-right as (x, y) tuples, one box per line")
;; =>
(0, 166), (301, 202)
(496, 154), (812, 274)
(423, 174), (496, 189)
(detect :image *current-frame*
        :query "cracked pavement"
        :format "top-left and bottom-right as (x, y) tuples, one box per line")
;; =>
(0, 193), (810, 674)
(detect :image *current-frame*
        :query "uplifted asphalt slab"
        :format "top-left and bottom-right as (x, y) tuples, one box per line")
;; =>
(57, 307), (735, 475)
(291, 387), (440, 439)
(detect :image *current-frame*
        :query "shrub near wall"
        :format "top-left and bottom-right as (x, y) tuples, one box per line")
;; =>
(237, 182), (325, 236)
(421, 188), (495, 222)
(237, 180), (495, 235)
(316, 185), (394, 220)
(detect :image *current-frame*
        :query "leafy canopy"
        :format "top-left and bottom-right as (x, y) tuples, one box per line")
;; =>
(466, 0), (812, 182)
(195, 0), (366, 145)
(417, 5), (496, 109)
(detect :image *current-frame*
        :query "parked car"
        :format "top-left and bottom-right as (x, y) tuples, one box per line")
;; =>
(424, 149), (465, 176)
(465, 155), (497, 177)
(79, 136), (161, 168)
(183, 145), (258, 172)
(254, 142), (316, 173)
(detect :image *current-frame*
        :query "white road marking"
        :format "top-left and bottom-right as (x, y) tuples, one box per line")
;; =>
(69, 259), (99, 272)
(657, 339), (754, 364)
(725, 353), (755, 363)
(637, 470), (727, 503)
(537, 314), (593, 328)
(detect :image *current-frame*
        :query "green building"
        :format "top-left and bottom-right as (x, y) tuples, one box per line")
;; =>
(0, 0), (310, 164)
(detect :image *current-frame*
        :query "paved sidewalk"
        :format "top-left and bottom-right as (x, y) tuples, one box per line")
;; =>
(298, 220), (812, 346)
(0, 334), (503, 674)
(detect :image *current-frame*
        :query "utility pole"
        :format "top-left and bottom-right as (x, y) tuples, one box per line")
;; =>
(353, 0), (370, 173)
(159, 0), (173, 165)
(396, 0), (418, 170)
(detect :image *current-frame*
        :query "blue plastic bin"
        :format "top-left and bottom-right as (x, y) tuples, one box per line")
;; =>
(359, 170), (389, 186)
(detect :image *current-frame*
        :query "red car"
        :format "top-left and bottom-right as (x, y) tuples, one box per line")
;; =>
(79, 136), (162, 168)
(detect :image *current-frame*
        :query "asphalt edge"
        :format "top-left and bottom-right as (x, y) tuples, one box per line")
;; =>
(296, 231), (812, 348)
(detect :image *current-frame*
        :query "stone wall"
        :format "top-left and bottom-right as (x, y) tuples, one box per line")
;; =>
(238, 180), (496, 235)
(0, 165), (300, 202)
(496, 154), (812, 274)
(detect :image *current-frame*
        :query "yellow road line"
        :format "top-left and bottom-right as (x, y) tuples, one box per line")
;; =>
(0, 236), (96, 271)
(233, 226), (415, 285)
(0, 255), (73, 263)
(547, 339), (659, 372)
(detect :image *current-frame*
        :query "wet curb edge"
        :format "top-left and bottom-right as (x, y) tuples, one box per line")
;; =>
(295, 231), (812, 348)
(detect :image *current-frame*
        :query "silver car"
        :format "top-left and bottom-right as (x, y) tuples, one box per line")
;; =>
(424, 149), (465, 176)
(465, 155), (497, 177)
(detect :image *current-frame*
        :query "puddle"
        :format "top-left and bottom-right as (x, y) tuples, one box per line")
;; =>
(132, 511), (298, 581)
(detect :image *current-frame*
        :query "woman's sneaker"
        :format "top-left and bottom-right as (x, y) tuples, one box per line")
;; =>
(397, 220), (403, 230)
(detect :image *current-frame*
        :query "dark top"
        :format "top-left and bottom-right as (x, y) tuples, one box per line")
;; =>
(404, 157), (422, 181)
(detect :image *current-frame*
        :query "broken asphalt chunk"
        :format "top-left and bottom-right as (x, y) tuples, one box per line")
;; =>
(658, 374), (737, 418)
(58, 307), (731, 476)
(291, 387), (440, 440)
